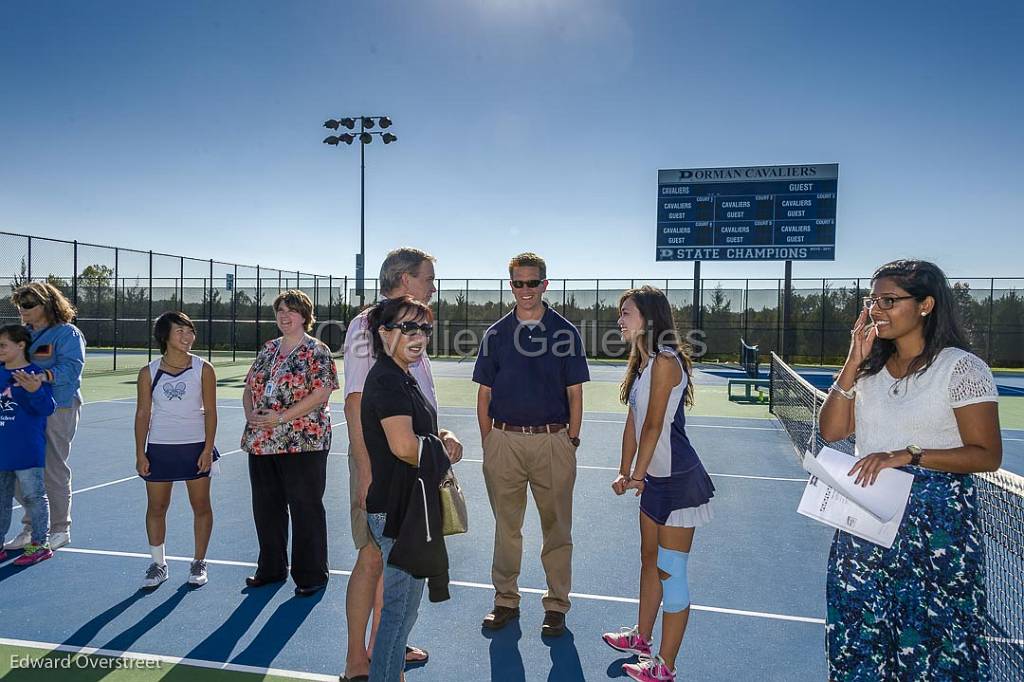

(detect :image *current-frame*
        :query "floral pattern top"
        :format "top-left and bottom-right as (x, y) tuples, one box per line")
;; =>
(241, 336), (339, 455)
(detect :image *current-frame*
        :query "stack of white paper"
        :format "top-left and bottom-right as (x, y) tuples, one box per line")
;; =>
(797, 446), (914, 548)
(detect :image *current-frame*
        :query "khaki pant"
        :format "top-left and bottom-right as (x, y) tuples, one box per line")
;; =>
(18, 399), (81, 534)
(482, 428), (577, 613)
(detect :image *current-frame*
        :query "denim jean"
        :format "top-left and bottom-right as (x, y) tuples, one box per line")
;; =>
(367, 512), (425, 682)
(1, 467), (50, 546)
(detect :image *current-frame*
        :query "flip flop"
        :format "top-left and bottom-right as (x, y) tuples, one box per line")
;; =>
(339, 676), (369, 682)
(405, 645), (429, 663)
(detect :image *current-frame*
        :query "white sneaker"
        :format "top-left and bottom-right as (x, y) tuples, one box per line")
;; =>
(142, 562), (169, 589)
(3, 529), (32, 551)
(188, 560), (208, 587)
(49, 531), (70, 550)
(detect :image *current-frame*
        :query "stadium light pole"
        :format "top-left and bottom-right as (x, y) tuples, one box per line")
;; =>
(323, 115), (397, 307)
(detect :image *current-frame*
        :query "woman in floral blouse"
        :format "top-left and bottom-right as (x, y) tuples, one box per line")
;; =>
(241, 289), (339, 597)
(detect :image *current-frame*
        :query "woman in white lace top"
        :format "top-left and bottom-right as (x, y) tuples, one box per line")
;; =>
(818, 259), (1002, 681)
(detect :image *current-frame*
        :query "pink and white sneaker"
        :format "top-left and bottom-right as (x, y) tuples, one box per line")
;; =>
(623, 655), (675, 682)
(602, 625), (652, 657)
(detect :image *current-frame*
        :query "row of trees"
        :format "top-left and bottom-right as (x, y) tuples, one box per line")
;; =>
(5, 262), (1023, 366)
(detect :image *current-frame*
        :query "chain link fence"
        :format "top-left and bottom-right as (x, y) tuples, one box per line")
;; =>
(2, 231), (1022, 371)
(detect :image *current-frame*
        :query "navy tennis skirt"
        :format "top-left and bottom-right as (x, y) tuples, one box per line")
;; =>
(143, 442), (220, 482)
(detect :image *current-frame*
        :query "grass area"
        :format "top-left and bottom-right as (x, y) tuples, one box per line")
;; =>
(0, 643), (310, 681)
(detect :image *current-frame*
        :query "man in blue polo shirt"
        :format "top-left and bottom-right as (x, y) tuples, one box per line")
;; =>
(473, 252), (589, 638)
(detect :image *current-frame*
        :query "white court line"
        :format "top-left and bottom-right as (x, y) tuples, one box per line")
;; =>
(0, 636), (337, 681)
(55, 547), (826, 626)
(458, 458), (806, 482)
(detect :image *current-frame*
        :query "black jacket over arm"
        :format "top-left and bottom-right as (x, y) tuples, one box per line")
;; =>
(386, 433), (452, 602)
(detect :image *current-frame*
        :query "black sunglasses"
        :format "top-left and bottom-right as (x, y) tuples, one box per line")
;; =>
(511, 280), (544, 289)
(383, 321), (433, 337)
(16, 301), (39, 310)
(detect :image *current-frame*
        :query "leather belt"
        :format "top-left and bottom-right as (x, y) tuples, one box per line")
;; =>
(493, 421), (567, 434)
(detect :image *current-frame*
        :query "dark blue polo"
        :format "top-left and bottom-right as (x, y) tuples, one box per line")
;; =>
(472, 303), (590, 426)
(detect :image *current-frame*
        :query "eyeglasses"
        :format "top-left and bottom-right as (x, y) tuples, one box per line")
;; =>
(863, 295), (916, 310)
(16, 301), (39, 310)
(511, 280), (544, 289)
(383, 321), (433, 337)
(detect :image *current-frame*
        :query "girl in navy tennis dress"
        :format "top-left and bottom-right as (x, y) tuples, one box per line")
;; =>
(134, 312), (218, 589)
(604, 286), (714, 682)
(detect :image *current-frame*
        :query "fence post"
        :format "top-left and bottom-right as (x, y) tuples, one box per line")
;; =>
(435, 279), (442, 357)
(178, 257), (184, 311)
(343, 276), (349, 325)
(113, 248), (119, 371)
(26, 235), (32, 280)
(988, 278), (995, 365)
(72, 241), (79, 307)
(232, 264), (238, 362)
(255, 265), (262, 350)
(820, 278), (826, 366)
(744, 279), (750, 345)
(776, 279), (782, 356)
(207, 259), (214, 362)
(147, 251), (153, 362)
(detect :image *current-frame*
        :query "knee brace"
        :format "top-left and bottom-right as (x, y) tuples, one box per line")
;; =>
(657, 546), (690, 613)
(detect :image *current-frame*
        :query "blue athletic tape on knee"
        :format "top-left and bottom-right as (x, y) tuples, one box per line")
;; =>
(657, 547), (689, 612)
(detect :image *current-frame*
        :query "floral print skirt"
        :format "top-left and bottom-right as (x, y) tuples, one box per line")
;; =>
(826, 470), (989, 681)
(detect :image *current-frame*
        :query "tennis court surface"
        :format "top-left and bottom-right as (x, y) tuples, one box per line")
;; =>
(1, 359), (1021, 681)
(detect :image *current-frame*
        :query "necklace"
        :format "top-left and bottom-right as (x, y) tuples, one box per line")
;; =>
(162, 356), (190, 370)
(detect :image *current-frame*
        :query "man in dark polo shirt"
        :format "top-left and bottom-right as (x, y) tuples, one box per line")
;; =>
(473, 252), (589, 638)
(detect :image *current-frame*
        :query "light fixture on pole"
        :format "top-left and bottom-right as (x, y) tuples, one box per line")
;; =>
(322, 114), (398, 307)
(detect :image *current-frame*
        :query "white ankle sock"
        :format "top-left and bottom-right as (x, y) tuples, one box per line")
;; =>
(150, 544), (165, 565)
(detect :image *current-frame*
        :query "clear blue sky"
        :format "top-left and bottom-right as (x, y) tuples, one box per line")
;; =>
(2, 1), (1022, 282)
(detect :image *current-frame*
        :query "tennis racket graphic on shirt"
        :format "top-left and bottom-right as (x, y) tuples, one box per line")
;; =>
(162, 382), (187, 400)
(0, 386), (15, 412)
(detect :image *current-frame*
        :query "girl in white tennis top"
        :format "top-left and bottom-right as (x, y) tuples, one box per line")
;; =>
(134, 312), (218, 589)
(604, 286), (714, 682)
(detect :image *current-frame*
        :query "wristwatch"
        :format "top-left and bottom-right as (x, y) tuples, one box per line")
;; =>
(569, 436), (581, 447)
(906, 444), (923, 466)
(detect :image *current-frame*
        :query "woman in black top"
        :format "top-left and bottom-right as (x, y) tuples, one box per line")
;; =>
(360, 296), (457, 682)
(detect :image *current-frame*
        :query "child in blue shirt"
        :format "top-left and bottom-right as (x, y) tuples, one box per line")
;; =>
(0, 324), (56, 565)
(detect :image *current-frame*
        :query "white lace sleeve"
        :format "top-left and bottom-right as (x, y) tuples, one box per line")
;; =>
(948, 353), (999, 408)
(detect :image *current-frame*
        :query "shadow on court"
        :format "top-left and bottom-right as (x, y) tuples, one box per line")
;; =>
(229, 588), (326, 668)
(483, 620), (525, 682)
(177, 582), (285, 665)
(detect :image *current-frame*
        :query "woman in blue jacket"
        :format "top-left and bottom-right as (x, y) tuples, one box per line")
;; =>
(4, 283), (86, 552)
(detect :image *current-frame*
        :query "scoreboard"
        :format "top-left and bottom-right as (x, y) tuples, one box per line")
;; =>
(656, 163), (838, 262)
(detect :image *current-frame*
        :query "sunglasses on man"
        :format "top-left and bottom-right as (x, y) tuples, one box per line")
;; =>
(16, 301), (40, 310)
(382, 321), (434, 337)
(510, 280), (544, 289)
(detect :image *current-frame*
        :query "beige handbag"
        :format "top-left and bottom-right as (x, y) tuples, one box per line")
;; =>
(439, 469), (468, 536)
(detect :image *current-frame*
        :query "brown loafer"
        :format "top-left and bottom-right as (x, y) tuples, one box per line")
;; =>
(541, 610), (566, 637)
(481, 605), (520, 630)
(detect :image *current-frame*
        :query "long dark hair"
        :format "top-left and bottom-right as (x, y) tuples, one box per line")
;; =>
(618, 286), (694, 407)
(858, 260), (971, 383)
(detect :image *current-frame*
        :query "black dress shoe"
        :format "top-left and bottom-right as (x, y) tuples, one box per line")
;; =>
(245, 575), (286, 588)
(481, 605), (520, 630)
(294, 583), (327, 597)
(541, 610), (566, 637)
